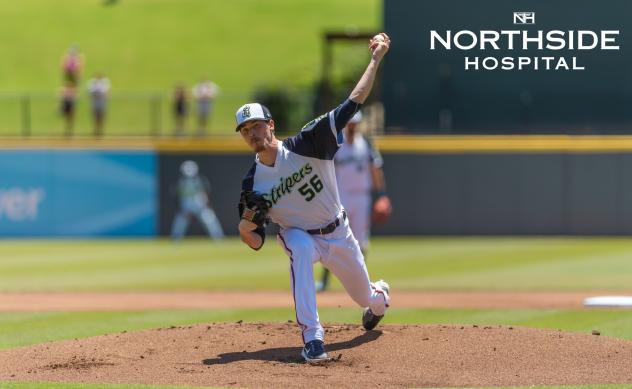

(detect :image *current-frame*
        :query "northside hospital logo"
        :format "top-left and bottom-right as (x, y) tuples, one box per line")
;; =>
(430, 12), (620, 71)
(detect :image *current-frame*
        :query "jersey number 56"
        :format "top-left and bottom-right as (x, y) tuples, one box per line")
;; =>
(298, 175), (323, 202)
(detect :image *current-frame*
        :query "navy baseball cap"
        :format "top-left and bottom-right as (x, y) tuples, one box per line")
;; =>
(235, 103), (272, 131)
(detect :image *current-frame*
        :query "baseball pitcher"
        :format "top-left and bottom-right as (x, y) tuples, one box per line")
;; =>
(236, 33), (392, 363)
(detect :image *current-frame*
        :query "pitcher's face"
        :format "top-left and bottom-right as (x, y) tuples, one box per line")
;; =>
(239, 119), (275, 153)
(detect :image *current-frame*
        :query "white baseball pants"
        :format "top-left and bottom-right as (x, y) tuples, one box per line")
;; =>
(277, 213), (390, 344)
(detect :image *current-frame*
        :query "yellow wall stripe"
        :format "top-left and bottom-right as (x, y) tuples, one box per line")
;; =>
(4, 135), (632, 153)
(374, 136), (632, 153)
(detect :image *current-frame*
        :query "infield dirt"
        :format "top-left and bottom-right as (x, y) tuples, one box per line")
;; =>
(1, 322), (632, 388)
(0, 290), (608, 311)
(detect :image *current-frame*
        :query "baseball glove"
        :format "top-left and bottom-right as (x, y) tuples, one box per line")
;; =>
(238, 190), (269, 227)
(372, 195), (392, 225)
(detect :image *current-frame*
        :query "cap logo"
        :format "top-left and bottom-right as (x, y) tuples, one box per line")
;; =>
(242, 106), (251, 118)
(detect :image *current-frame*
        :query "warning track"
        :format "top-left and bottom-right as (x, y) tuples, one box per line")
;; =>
(0, 290), (623, 311)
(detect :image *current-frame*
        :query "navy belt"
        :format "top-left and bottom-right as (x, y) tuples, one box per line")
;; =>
(307, 211), (347, 235)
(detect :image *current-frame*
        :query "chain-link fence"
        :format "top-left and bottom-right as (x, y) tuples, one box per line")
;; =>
(0, 91), (254, 137)
(0, 90), (390, 138)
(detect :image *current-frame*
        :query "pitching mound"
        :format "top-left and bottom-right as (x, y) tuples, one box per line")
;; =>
(1, 323), (632, 388)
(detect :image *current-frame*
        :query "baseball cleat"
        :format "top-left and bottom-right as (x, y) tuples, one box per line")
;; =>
(316, 269), (331, 293)
(301, 339), (330, 363)
(315, 281), (327, 293)
(363, 280), (390, 330)
(362, 307), (384, 331)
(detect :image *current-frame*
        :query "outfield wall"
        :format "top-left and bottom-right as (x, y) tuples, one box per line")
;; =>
(380, 153), (632, 235)
(4, 137), (632, 236)
(158, 153), (253, 237)
(159, 149), (632, 236)
(0, 150), (156, 237)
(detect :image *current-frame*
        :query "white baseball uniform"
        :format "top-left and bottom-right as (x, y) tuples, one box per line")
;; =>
(240, 99), (390, 344)
(334, 135), (383, 250)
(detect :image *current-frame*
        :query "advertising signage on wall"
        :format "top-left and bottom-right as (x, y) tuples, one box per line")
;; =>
(429, 16), (620, 71)
(0, 151), (156, 237)
(383, 0), (632, 133)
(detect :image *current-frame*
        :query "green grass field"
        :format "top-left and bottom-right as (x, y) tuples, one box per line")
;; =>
(2, 237), (632, 389)
(2, 237), (632, 291)
(0, 0), (379, 136)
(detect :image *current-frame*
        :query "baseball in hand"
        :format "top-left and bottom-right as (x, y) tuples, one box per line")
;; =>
(372, 34), (385, 43)
(370, 33), (389, 52)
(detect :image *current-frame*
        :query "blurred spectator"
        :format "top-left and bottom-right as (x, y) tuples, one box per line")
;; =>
(61, 44), (84, 87)
(171, 160), (225, 240)
(192, 78), (219, 136)
(60, 82), (77, 137)
(87, 73), (111, 137)
(173, 83), (188, 136)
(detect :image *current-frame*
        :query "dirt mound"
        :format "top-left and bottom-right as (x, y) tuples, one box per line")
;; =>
(1, 323), (632, 388)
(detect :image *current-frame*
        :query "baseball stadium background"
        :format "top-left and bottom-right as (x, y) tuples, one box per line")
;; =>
(2, 1), (632, 388)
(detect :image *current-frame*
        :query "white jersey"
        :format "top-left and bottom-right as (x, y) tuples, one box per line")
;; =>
(334, 135), (383, 195)
(241, 99), (361, 233)
(239, 99), (390, 347)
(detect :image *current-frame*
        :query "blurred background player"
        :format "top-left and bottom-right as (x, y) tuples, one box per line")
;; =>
(87, 73), (111, 137)
(192, 77), (219, 136)
(317, 111), (392, 292)
(170, 160), (225, 241)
